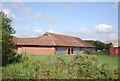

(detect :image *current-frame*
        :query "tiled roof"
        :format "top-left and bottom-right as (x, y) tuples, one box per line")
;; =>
(12, 32), (95, 47)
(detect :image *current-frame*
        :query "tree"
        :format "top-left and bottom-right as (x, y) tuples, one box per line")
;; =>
(0, 11), (21, 66)
(92, 41), (112, 51)
(104, 43), (112, 50)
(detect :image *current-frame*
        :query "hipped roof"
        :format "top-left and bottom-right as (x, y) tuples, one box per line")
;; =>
(12, 32), (95, 47)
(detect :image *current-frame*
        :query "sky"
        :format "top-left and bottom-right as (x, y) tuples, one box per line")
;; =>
(0, 1), (119, 41)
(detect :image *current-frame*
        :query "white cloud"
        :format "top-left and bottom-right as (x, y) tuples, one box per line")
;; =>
(34, 13), (43, 20)
(0, 3), (3, 10)
(34, 13), (61, 24)
(11, 2), (25, 9)
(11, 3), (31, 14)
(15, 18), (28, 23)
(63, 24), (118, 41)
(2, 9), (29, 24)
(14, 29), (44, 37)
(112, 2), (120, 8)
(45, 15), (61, 24)
(2, 9), (16, 20)
(109, 33), (118, 41)
(34, 29), (43, 33)
(95, 24), (112, 33)
(48, 29), (54, 33)
(113, 3), (117, 8)
(21, 8), (31, 14)
(14, 28), (55, 37)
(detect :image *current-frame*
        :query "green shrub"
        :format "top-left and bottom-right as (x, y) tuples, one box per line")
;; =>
(94, 50), (110, 55)
(2, 55), (118, 79)
(84, 49), (92, 54)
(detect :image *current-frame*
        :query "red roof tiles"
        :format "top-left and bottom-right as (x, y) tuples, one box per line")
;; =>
(12, 32), (95, 47)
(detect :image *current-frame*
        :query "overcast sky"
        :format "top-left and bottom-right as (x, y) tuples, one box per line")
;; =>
(1, 1), (119, 41)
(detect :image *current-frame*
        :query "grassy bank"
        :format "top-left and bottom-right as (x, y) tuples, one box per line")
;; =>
(2, 54), (119, 79)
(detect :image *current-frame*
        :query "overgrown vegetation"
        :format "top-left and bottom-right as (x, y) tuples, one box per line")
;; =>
(94, 50), (110, 55)
(92, 41), (112, 55)
(84, 49), (92, 54)
(2, 54), (119, 79)
(92, 41), (112, 51)
(0, 11), (22, 66)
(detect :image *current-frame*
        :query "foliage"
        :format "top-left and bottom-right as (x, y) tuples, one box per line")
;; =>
(84, 49), (92, 54)
(94, 50), (110, 55)
(2, 54), (118, 79)
(92, 41), (112, 51)
(0, 11), (22, 66)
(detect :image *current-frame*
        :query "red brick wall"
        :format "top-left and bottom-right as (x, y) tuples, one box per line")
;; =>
(110, 47), (120, 56)
(21, 46), (56, 55)
(18, 46), (21, 53)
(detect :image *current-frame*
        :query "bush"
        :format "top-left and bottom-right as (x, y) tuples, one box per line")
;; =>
(84, 49), (92, 54)
(2, 55), (117, 79)
(94, 50), (110, 55)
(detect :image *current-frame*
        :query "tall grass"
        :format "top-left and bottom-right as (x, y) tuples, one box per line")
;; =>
(2, 54), (119, 79)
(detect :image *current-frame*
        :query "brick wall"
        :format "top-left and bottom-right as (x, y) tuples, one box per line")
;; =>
(18, 46), (21, 53)
(12, 49), (18, 53)
(21, 46), (56, 55)
(110, 47), (120, 56)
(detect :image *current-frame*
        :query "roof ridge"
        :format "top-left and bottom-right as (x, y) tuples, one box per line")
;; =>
(46, 32), (78, 38)
(19, 37), (40, 39)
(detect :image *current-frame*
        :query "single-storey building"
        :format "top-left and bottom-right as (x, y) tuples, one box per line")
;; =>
(12, 32), (96, 55)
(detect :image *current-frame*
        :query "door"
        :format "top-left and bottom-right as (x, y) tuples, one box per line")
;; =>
(67, 48), (74, 55)
(71, 48), (74, 54)
(68, 48), (70, 55)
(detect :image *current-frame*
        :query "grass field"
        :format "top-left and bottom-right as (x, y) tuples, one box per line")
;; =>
(2, 54), (119, 79)
(26, 54), (119, 69)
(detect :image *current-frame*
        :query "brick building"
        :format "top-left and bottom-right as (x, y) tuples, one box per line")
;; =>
(12, 32), (96, 55)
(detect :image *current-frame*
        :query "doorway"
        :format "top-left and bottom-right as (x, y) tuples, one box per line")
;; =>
(67, 48), (74, 55)
(68, 48), (70, 54)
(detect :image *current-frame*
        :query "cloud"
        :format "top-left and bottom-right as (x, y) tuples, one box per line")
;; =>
(21, 8), (32, 14)
(2, 9), (16, 20)
(0, 3), (3, 10)
(15, 18), (29, 23)
(14, 28), (55, 37)
(45, 15), (61, 24)
(95, 24), (112, 33)
(47, 29), (54, 33)
(14, 29), (44, 37)
(112, 2), (120, 8)
(11, 2), (31, 14)
(2, 9), (29, 24)
(34, 13), (43, 20)
(34, 29), (43, 34)
(11, 2), (25, 9)
(34, 13), (61, 24)
(63, 24), (118, 41)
